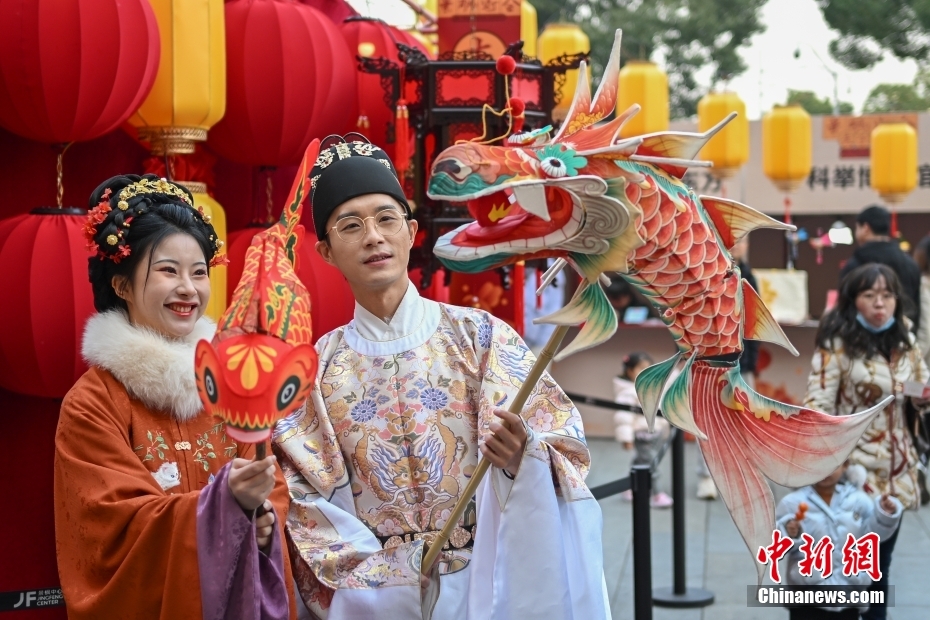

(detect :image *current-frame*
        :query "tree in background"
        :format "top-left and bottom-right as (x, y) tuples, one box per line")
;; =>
(786, 89), (854, 115)
(863, 84), (929, 113)
(531, 0), (766, 119)
(817, 0), (930, 70)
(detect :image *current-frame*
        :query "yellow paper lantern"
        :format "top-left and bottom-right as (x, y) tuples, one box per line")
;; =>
(871, 123), (917, 204)
(128, 0), (226, 155)
(698, 91), (749, 179)
(521, 1), (538, 58)
(617, 61), (669, 138)
(182, 183), (227, 321)
(762, 104), (812, 193)
(538, 23), (590, 120)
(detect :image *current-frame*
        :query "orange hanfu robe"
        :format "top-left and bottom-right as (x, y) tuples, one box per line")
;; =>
(54, 311), (296, 619)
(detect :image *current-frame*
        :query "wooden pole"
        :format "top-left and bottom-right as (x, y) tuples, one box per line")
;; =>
(421, 324), (571, 574)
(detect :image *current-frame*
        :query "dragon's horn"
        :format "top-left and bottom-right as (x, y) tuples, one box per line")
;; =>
(630, 112), (737, 179)
(280, 139), (321, 263)
(554, 29), (623, 143)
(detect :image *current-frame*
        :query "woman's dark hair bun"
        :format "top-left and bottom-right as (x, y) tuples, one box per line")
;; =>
(85, 174), (221, 313)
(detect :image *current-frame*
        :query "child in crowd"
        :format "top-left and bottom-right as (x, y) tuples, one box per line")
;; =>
(614, 352), (673, 508)
(776, 462), (903, 620)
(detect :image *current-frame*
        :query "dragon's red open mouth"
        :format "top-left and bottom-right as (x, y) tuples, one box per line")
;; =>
(451, 185), (578, 248)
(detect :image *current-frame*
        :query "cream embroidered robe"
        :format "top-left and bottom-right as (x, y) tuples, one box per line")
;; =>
(273, 292), (609, 620)
(804, 337), (925, 509)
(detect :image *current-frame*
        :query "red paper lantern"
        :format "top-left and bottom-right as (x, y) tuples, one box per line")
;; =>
(208, 0), (357, 167)
(226, 226), (354, 342)
(0, 210), (95, 397)
(341, 17), (430, 161)
(0, 0), (159, 143)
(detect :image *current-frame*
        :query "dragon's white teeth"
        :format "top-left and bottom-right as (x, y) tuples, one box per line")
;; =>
(511, 184), (551, 222)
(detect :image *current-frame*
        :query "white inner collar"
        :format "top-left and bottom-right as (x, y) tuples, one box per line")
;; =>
(352, 280), (423, 342)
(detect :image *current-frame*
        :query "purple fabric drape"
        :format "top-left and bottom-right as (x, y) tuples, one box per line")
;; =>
(197, 462), (289, 620)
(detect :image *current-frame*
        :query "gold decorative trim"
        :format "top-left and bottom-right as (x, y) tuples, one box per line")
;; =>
(177, 181), (208, 194)
(138, 126), (208, 156)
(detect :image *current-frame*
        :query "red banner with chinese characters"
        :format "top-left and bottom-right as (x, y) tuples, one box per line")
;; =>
(437, 0), (521, 56)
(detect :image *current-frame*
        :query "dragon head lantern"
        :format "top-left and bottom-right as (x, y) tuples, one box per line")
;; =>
(194, 141), (320, 442)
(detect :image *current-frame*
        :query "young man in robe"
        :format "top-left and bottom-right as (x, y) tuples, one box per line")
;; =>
(273, 139), (609, 619)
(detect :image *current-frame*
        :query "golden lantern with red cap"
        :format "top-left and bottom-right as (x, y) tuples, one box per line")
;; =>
(617, 61), (669, 137)
(127, 0), (226, 155)
(871, 122), (917, 239)
(763, 104), (812, 268)
(698, 91), (749, 179)
(538, 23), (590, 121)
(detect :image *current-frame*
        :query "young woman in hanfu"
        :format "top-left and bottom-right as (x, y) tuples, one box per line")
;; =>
(272, 139), (609, 620)
(54, 175), (296, 620)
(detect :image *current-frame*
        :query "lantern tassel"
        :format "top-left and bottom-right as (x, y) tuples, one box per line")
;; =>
(394, 99), (410, 179)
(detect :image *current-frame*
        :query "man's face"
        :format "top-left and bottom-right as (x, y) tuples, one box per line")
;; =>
(855, 222), (870, 245)
(315, 193), (417, 293)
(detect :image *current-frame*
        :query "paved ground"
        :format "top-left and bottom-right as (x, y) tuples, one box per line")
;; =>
(587, 437), (930, 620)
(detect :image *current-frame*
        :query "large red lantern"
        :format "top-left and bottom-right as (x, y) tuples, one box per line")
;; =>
(0, 0), (159, 143)
(208, 0), (357, 167)
(341, 17), (430, 162)
(226, 226), (354, 341)
(0, 210), (95, 397)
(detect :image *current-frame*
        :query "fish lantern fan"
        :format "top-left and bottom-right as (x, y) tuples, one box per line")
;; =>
(194, 141), (321, 447)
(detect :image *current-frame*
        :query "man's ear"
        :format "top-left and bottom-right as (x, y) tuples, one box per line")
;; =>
(315, 238), (336, 267)
(111, 275), (130, 300)
(407, 217), (418, 247)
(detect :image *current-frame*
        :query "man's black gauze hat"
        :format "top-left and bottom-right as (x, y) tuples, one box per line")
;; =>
(310, 139), (411, 240)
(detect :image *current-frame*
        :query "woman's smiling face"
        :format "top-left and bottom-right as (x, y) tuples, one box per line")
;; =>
(115, 232), (211, 338)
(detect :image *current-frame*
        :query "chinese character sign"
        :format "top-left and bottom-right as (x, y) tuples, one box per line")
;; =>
(757, 530), (883, 583)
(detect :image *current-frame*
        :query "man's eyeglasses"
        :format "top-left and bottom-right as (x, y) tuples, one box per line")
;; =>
(330, 211), (408, 243)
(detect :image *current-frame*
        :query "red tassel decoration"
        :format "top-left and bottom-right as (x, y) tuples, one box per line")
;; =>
(394, 98), (410, 179)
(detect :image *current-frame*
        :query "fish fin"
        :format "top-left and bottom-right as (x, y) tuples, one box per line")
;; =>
(573, 106), (642, 155)
(690, 361), (887, 583)
(553, 29), (622, 142)
(742, 279), (799, 356)
(551, 61), (593, 143)
(634, 353), (680, 432)
(633, 114), (735, 179)
(535, 279), (617, 361)
(700, 195), (795, 249)
(280, 139), (321, 265)
(659, 355), (707, 439)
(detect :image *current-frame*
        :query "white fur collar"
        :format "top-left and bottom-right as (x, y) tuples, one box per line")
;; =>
(82, 310), (216, 420)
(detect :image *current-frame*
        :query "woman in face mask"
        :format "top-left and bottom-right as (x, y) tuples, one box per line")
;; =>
(804, 262), (925, 620)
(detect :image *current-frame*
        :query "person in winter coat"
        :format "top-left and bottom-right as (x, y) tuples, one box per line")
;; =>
(55, 175), (294, 620)
(840, 205), (921, 331)
(777, 462), (903, 620)
(804, 263), (926, 620)
(614, 352), (673, 508)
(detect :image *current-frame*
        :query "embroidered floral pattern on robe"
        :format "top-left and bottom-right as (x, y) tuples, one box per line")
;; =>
(274, 304), (593, 616)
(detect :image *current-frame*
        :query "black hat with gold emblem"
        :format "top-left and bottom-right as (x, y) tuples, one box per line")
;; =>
(310, 136), (411, 240)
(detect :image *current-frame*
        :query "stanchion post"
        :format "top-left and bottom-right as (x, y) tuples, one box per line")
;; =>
(631, 464), (653, 620)
(653, 429), (715, 608)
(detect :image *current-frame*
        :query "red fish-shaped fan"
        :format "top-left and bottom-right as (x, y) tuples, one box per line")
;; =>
(194, 140), (320, 443)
